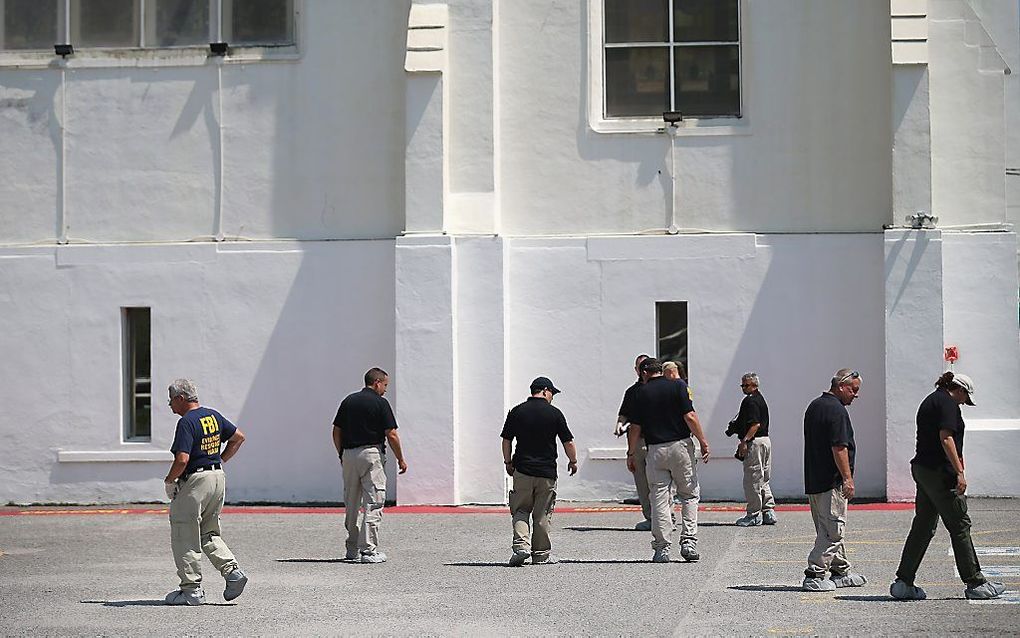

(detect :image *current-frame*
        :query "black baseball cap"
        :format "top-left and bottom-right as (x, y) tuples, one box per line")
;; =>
(639, 357), (662, 373)
(530, 376), (561, 394)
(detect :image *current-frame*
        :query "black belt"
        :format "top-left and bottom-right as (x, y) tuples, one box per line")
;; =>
(180, 463), (221, 482)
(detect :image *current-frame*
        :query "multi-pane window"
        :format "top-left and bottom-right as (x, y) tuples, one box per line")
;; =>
(123, 307), (152, 442)
(0, 0), (294, 51)
(604, 0), (740, 119)
(656, 301), (688, 378)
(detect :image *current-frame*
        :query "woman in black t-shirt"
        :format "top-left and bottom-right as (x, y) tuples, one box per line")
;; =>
(890, 372), (1005, 601)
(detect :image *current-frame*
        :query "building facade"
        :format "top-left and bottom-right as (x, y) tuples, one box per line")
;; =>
(0, 0), (1017, 504)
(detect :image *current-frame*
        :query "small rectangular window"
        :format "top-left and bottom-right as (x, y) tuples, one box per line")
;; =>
(1, 0), (59, 50)
(224, 0), (293, 46)
(123, 307), (151, 441)
(72, 0), (140, 48)
(148, 0), (209, 47)
(655, 301), (688, 378)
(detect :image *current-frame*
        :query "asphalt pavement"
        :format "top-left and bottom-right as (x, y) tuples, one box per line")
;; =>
(1, 500), (1018, 636)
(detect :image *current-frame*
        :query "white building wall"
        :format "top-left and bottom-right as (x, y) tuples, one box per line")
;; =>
(496, 0), (893, 236)
(0, 241), (395, 504)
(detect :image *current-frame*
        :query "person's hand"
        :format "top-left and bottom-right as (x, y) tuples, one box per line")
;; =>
(164, 481), (178, 501)
(699, 438), (711, 463)
(841, 478), (855, 500)
(613, 421), (627, 437)
(397, 459), (408, 474)
(567, 460), (578, 476)
(504, 461), (514, 477)
(626, 454), (635, 473)
(737, 441), (748, 459)
(956, 472), (967, 496)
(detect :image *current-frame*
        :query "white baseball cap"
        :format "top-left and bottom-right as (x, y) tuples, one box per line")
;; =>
(951, 373), (976, 406)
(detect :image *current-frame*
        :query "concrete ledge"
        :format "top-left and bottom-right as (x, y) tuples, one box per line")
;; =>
(56, 450), (171, 463)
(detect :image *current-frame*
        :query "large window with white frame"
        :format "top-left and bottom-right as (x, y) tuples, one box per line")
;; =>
(599, 0), (741, 121)
(0, 0), (294, 51)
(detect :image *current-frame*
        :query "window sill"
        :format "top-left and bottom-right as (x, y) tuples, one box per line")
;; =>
(0, 45), (300, 70)
(57, 449), (170, 463)
(590, 116), (751, 136)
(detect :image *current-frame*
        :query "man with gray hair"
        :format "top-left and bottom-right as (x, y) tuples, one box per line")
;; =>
(801, 368), (867, 592)
(163, 378), (248, 606)
(733, 372), (776, 526)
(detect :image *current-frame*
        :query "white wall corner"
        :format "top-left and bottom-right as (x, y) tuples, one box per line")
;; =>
(884, 229), (944, 501)
(394, 236), (457, 504)
(893, 66), (932, 220)
(405, 3), (448, 73)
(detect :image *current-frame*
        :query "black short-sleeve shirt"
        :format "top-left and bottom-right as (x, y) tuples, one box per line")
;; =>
(912, 388), (964, 475)
(500, 397), (574, 480)
(736, 390), (770, 438)
(170, 407), (237, 474)
(803, 392), (856, 494)
(332, 387), (398, 450)
(632, 376), (696, 445)
(618, 380), (643, 422)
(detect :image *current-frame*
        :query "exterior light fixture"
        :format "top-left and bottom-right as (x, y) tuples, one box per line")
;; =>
(54, 43), (74, 57)
(209, 42), (229, 56)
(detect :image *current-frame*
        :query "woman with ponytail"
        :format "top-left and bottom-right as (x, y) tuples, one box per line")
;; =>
(889, 372), (1005, 601)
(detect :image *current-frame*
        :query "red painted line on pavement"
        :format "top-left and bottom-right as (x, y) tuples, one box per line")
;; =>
(0, 502), (915, 517)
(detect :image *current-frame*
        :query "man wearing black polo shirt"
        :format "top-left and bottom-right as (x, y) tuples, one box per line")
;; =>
(332, 367), (408, 564)
(890, 372), (1005, 600)
(627, 358), (710, 563)
(733, 372), (776, 527)
(801, 368), (867, 592)
(614, 353), (652, 531)
(501, 376), (578, 566)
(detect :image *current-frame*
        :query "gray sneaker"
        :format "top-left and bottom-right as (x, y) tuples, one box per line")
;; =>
(634, 519), (652, 531)
(802, 576), (836, 592)
(679, 542), (700, 562)
(531, 555), (559, 565)
(762, 510), (778, 525)
(652, 548), (670, 563)
(223, 568), (247, 601)
(345, 548), (360, 561)
(890, 579), (927, 600)
(165, 588), (205, 606)
(830, 572), (867, 588)
(360, 551), (387, 564)
(508, 550), (529, 567)
(735, 513), (762, 527)
(965, 581), (1006, 600)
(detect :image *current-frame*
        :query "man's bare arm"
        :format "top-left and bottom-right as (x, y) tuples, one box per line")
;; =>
(386, 429), (408, 474)
(221, 428), (245, 463)
(831, 445), (854, 499)
(684, 411), (711, 462)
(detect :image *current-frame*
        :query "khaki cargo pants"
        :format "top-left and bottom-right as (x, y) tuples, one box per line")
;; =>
(509, 471), (557, 560)
(805, 487), (852, 578)
(631, 439), (652, 522)
(742, 436), (776, 516)
(342, 444), (387, 555)
(169, 469), (238, 591)
(646, 438), (700, 551)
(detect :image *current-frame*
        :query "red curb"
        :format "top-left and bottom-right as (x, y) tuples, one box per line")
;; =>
(0, 502), (915, 517)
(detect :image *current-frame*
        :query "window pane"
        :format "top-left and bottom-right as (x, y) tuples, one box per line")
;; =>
(154, 0), (208, 46)
(674, 45), (740, 116)
(673, 0), (738, 42)
(605, 46), (669, 117)
(656, 301), (688, 378)
(3, 0), (58, 50)
(124, 307), (151, 441)
(230, 0), (292, 45)
(75, 0), (139, 47)
(604, 0), (666, 43)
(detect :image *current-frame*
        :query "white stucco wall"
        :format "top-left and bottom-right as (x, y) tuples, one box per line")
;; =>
(0, 241), (395, 504)
(0, 1), (410, 244)
(495, 0), (893, 235)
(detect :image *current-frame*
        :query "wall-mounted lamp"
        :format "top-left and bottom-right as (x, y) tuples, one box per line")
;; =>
(209, 42), (229, 56)
(54, 43), (74, 57)
(906, 211), (938, 229)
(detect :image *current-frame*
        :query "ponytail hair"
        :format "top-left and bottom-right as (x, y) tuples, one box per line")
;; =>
(935, 371), (956, 390)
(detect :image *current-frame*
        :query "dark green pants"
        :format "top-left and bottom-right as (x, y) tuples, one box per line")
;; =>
(895, 463), (985, 586)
